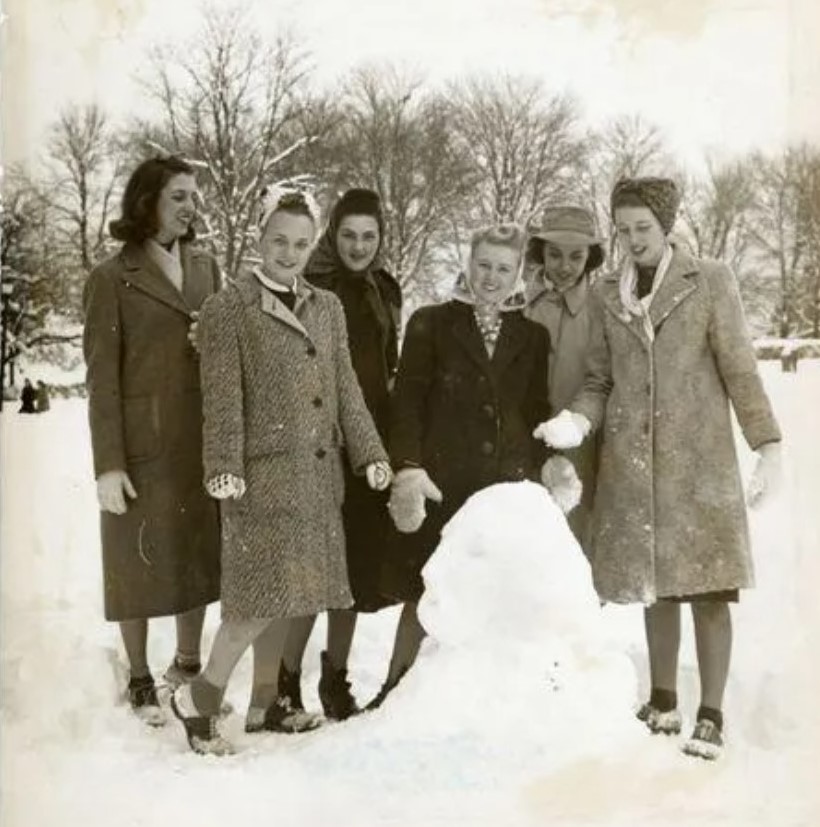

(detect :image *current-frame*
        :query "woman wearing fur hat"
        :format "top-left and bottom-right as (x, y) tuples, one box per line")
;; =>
(271, 188), (402, 722)
(170, 187), (392, 755)
(524, 206), (605, 555)
(535, 177), (782, 760)
(369, 223), (581, 709)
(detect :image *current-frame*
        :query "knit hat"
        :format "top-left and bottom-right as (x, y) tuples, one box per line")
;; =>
(526, 206), (605, 272)
(610, 177), (680, 234)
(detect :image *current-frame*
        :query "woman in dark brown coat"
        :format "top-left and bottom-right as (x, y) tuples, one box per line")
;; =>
(274, 189), (402, 721)
(82, 156), (221, 727)
(170, 188), (391, 755)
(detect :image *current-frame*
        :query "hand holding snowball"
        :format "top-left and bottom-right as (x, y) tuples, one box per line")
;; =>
(540, 455), (583, 514)
(533, 409), (591, 449)
(388, 468), (443, 533)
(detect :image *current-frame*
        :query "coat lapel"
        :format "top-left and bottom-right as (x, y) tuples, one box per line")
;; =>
(120, 244), (192, 317)
(597, 275), (650, 348)
(491, 313), (529, 375)
(647, 247), (700, 331)
(450, 302), (492, 373)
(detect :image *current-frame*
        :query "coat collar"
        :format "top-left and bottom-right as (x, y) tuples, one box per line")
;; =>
(235, 268), (316, 340)
(120, 242), (193, 316)
(527, 273), (589, 317)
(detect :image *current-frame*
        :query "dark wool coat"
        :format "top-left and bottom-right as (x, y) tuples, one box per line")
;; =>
(304, 237), (402, 610)
(82, 242), (221, 621)
(382, 300), (552, 602)
(525, 274), (600, 554)
(570, 246), (782, 604)
(198, 271), (389, 621)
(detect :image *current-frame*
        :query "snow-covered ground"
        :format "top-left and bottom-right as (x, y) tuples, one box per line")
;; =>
(2, 362), (819, 827)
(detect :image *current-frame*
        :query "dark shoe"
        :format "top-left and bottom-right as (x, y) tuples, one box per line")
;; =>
(318, 651), (359, 721)
(245, 697), (323, 734)
(170, 685), (233, 756)
(636, 702), (682, 735)
(365, 666), (408, 712)
(277, 663), (304, 711)
(682, 718), (724, 760)
(162, 657), (202, 690)
(128, 675), (166, 727)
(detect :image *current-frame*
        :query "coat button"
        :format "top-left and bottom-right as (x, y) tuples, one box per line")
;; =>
(306, 344), (317, 357)
(481, 441), (494, 456)
(315, 448), (327, 459)
(312, 397), (323, 408)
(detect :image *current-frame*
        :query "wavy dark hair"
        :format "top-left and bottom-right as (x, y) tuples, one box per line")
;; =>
(109, 156), (197, 244)
(525, 237), (604, 275)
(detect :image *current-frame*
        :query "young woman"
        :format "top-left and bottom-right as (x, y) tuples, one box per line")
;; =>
(535, 177), (782, 759)
(370, 223), (579, 709)
(271, 188), (402, 721)
(524, 206), (605, 554)
(82, 156), (221, 726)
(170, 187), (391, 755)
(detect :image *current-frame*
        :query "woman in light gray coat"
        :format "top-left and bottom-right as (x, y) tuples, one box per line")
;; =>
(536, 177), (782, 761)
(170, 188), (391, 755)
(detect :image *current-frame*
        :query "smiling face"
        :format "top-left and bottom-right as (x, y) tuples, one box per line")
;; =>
(154, 173), (198, 245)
(542, 241), (590, 291)
(614, 206), (667, 268)
(335, 214), (380, 272)
(259, 209), (317, 287)
(468, 242), (521, 306)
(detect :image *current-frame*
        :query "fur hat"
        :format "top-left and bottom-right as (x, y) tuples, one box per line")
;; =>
(610, 177), (680, 234)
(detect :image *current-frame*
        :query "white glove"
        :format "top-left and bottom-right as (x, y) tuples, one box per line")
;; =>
(388, 468), (443, 533)
(187, 311), (200, 353)
(366, 461), (393, 491)
(746, 442), (782, 509)
(541, 456), (583, 514)
(533, 410), (591, 449)
(97, 469), (137, 515)
(206, 473), (246, 500)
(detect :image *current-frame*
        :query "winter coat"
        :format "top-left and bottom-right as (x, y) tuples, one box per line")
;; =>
(525, 274), (600, 553)
(198, 270), (389, 621)
(82, 242), (221, 621)
(382, 300), (552, 602)
(570, 245), (781, 604)
(304, 236), (402, 610)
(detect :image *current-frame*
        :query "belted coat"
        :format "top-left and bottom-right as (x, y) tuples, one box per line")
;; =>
(198, 271), (388, 620)
(570, 246), (781, 604)
(82, 242), (222, 620)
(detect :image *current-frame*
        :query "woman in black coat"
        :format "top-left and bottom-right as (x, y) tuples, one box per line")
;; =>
(271, 188), (402, 720)
(369, 223), (579, 708)
(82, 156), (221, 727)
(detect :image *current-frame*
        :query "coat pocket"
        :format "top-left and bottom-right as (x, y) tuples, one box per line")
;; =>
(123, 395), (162, 462)
(245, 423), (288, 459)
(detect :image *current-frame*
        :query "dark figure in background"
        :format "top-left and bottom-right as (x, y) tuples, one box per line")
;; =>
(19, 379), (37, 413)
(82, 156), (222, 728)
(35, 380), (51, 413)
(271, 188), (403, 721)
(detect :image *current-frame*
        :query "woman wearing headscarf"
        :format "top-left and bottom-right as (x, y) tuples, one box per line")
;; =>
(261, 188), (402, 721)
(535, 177), (782, 760)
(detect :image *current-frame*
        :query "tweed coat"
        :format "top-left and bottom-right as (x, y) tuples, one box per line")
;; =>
(570, 245), (781, 604)
(82, 242), (221, 620)
(304, 236), (402, 610)
(525, 274), (600, 554)
(198, 270), (388, 620)
(381, 300), (552, 602)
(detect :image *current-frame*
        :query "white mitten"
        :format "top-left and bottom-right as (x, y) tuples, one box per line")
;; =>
(206, 473), (246, 500)
(533, 409), (591, 449)
(366, 461), (393, 491)
(746, 442), (783, 509)
(541, 455), (583, 514)
(388, 468), (443, 533)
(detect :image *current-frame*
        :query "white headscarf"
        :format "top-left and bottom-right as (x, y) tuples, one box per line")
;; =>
(253, 184), (322, 242)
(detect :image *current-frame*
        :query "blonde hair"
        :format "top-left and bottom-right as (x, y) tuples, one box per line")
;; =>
(469, 223), (526, 258)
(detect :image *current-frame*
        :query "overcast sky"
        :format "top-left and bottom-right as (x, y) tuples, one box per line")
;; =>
(2, 0), (819, 172)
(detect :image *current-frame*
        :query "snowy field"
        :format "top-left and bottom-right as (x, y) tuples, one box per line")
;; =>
(1, 361), (819, 827)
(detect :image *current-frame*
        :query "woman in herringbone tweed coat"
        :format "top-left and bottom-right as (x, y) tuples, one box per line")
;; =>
(171, 188), (391, 755)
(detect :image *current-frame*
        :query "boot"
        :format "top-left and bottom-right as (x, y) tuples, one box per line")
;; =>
(170, 684), (233, 756)
(245, 697), (322, 734)
(636, 702), (682, 735)
(162, 656), (202, 690)
(128, 674), (166, 728)
(682, 717), (724, 760)
(277, 663), (304, 711)
(318, 651), (359, 721)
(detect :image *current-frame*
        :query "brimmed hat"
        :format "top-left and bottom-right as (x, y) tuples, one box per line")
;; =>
(526, 206), (605, 272)
(610, 177), (680, 234)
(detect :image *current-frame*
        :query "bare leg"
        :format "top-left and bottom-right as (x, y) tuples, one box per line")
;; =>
(281, 615), (317, 673)
(386, 602), (425, 685)
(175, 605), (206, 666)
(644, 602), (681, 694)
(249, 619), (291, 712)
(326, 609), (357, 670)
(692, 602), (732, 712)
(119, 619), (150, 678)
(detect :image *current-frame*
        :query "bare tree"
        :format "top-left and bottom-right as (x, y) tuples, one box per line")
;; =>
(448, 76), (587, 225)
(143, 4), (313, 277)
